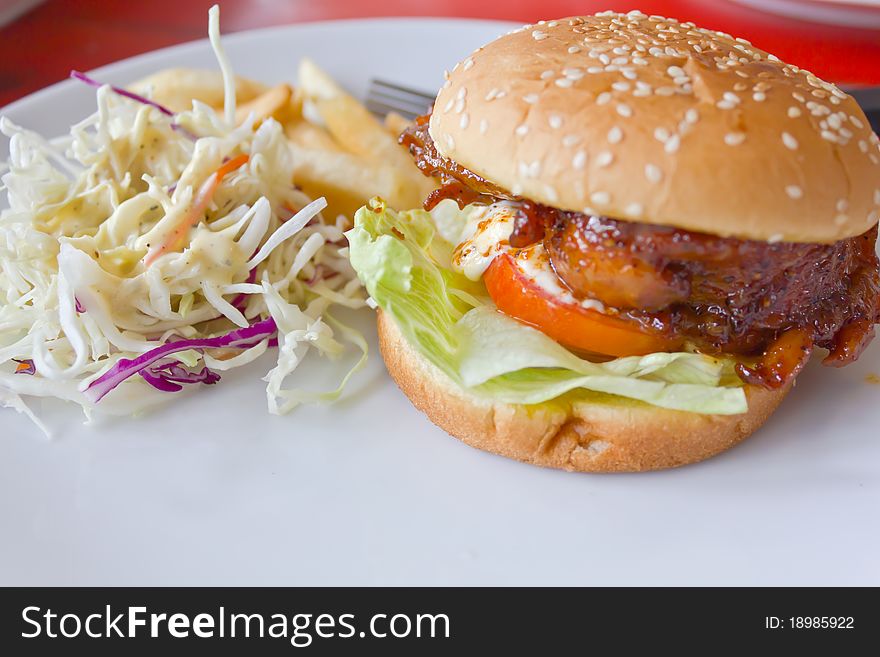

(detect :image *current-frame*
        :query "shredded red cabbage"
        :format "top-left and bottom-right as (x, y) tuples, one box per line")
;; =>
(140, 360), (221, 393)
(84, 317), (277, 403)
(70, 70), (198, 140)
(75, 297), (85, 314)
(70, 70), (173, 116)
(12, 359), (36, 375)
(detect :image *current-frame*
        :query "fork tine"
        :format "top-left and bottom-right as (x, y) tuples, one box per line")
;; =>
(371, 78), (436, 103)
(366, 78), (435, 118)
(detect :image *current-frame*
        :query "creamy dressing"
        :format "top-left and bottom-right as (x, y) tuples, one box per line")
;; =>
(451, 204), (515, 280)
(515, 244), (606, 312)
(449, 204), (606, 313)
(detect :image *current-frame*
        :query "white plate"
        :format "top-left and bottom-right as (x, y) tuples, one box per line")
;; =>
(1, 18), (879, 586)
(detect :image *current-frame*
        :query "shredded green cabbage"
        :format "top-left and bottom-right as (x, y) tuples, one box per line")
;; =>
(346, 199), (747, 415)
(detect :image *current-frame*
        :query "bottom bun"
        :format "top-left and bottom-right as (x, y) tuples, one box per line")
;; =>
(377, 310), (790, 473)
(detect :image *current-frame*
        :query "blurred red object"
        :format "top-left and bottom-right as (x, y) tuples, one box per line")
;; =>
(2, 0), (880, 107)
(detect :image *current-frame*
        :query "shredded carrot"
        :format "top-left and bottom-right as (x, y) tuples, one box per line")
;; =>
(144, 153), (249, 266)
(15, 361), (32, 374)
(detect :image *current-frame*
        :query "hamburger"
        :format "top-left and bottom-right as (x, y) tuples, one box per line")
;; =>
(347, 11), (880, 472)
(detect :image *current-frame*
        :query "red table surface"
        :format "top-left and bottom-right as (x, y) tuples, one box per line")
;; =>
(1, 0), (879, 107)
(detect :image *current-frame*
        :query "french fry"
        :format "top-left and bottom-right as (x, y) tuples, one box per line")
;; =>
(291, 145), (415, 220)
(297, 59), (436, 206)
(129, 68), (269, 113)
(234, 83), (292, 125)
(286, 121), (344, 153)
(384, 111), (412, 138)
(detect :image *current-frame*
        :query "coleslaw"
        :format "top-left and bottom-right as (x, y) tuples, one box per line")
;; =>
(0, 6), (367, 434)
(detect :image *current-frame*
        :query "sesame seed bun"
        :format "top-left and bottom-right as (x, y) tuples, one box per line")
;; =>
(430, 12), (880, 243)
(378, 310), (789, 473)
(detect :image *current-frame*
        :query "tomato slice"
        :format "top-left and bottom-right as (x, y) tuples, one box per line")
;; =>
(483, 253), (680, 357)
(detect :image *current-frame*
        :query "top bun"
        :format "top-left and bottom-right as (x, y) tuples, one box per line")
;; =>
(430, 11), (880, 243)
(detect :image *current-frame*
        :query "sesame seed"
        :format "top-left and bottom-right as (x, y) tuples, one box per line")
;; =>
(479, 119), (488, 135)
(666, 65), (686, 78)
(834, 214), (848, 225)
(724, 132), (745, 146)
(859, 140), (868, 153)
(792, 92), (805, 103)
(616, 103), (633, 117)
(787, 106), (801, 118)
(850, 115), (865, 129)
(753, 92), (766, 102)
(523, 94), (539, 104)
(532, 30), (549, 40)
(622, 69), (638, 80)
(555, 78), (574, 88)
(821, 130), (839, 143)
(654, 127), (670, 142)
(568, 45), (582, 54)
(549, 114), (563, 129)
(785, 185), (803, 200)
(562, 134), (581, 147)
(645, 163), (662, 183)
(716, 100), (736, 110)
(611, 81), (631, 92)
(484, 88), (499, 101)
(541, 70), (555, 80)
(781, 132), (798, 150)
(459, 113), (470, 129)
(587, 66), (604, 74)
(454, 98), (465, 114)
(656, 86), (675, 97)
(625, 202), (644, 218)
(442, 98), (454, 113)
(463, 58), (474, 71)
(664, 134), (681, 153)
(607, 126), (623, 144)
(590, 191), (611, 206)
(767, 234), (783, 243)
(836, 199), (849, 213)
(596, 91), (612, 105)
(874, 189), (880, 205)
(685, 108), (699, 123)
(597, 151), (614, 167)
(457, 87), (467, 100)
(572, 150), (587, 169)
(723, 92), (741, 104)
(564, 68), (584, 80)
(515, 124), (529, 137)
(445, 134), (455, 150)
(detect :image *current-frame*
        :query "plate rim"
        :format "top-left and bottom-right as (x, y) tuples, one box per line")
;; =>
(0, 16), (520, 115)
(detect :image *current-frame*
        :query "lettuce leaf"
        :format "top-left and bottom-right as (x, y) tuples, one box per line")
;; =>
(346, 199), (747, 415)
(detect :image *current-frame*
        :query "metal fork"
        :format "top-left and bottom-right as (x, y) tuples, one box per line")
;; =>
(365, 78), (434, 119)
(368, 77), (880, 132)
